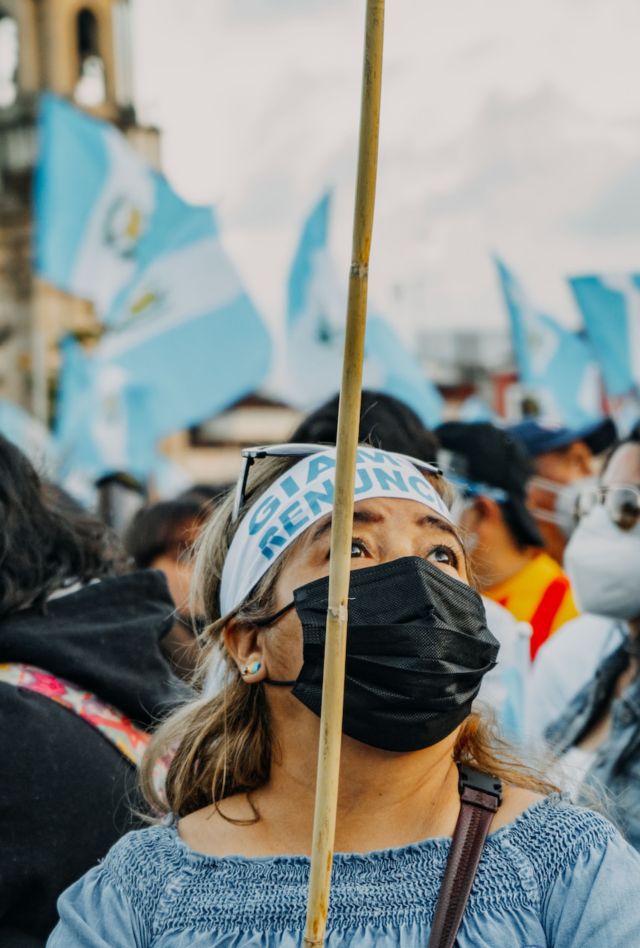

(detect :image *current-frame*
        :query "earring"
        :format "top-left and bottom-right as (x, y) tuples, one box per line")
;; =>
(242, 660), (262, 677)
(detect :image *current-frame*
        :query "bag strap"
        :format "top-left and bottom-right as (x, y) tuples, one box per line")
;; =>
(428, 765), (503, 948)
(0, 661), (150, 767)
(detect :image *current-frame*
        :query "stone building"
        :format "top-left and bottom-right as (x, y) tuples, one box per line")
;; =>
(0, 0), (158, 420)
(0, 1), (300, 489)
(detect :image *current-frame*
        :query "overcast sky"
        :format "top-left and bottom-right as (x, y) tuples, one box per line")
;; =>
(132, 0), (640, 338)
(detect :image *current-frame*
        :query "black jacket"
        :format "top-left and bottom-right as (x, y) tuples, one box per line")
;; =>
(0, 570), (185, 947)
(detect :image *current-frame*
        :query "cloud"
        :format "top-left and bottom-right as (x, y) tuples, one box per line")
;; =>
(573, 161), (640, 236)
(133, 0), (640, 334)
(224, 0), (340, 20)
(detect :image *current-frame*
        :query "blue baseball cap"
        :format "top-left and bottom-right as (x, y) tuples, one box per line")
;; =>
(508, 418), (617, 459)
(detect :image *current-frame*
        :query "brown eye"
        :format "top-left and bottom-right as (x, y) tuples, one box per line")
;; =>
(350, 538), (368, 558)
(428, 545), (458, 568)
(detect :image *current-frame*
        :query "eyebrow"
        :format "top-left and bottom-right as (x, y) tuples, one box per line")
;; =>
(310, 509), (384, 544)
(309, 509), (463, 550)
(417, 514), (464, 549)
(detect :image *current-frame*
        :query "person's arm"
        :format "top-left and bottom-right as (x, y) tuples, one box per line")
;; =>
(543, 827), (640, 946)
(47, 864), (146, 948)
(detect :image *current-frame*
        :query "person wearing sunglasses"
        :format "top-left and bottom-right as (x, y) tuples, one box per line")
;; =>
(49, 444), (640, 947)
(533, 427), (640, 847)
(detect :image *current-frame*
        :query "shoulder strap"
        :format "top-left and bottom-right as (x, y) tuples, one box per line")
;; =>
(428, 765), (503, 948)
(0, 662), (150, 767)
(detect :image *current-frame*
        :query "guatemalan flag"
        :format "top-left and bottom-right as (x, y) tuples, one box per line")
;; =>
(36, 94), (160, 319)
(286, 191), (443, 427)
(495, 257), (603, 427)
(55, 336), (157, 490)
(0, 400), (58, 473)
(569, 274), (640, 399)
(39, 94), (272, 483)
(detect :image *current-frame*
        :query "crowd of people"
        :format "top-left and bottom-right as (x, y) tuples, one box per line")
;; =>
(2, 390), (640, 946)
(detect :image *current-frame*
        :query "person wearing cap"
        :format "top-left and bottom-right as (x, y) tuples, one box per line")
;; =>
(437, 421), (578, 660)
(509, 418), (617, 565)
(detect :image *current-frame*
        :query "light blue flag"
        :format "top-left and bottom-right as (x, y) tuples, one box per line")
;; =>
(286, 192), (443, 426)
(0, 400), (57, 473)
(152, 454), (194, 500)
(56, 339), (197, 502)
(55, 336), (157, 489)
(92, 206), (272, 440)
(288, 191), (332, 331)
(35, 94), (215, 323)
(364, 316), (444, 427)
(495, 257), (603, 426)
(459, 395), (495, 423)
(569, 275), (640, 399)
(39, 93), (273, 484)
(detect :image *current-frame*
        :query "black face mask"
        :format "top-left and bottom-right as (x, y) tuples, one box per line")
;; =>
(264, 556), (499, 752)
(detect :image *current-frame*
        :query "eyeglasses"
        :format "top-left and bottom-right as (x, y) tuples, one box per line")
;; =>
(576, 484), (640, 531)
(231, 442), (443, 522)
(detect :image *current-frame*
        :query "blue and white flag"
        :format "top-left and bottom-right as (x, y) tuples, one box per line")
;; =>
(35, 94), (216, 324)
(152, 454), (194, 500)
(459, 395), (495, 423)
(93, 207), (271, 440)
(39, 93), (272, 484)
(569, 274), (640, 399)
(495, 257), (602, 426)
(36, 94), (153, 316)
(364, 316), (444, 427)
(285, 192), (443, 427)
(55, 209), (272, 482)
(55, 336), (156, 488)
(0, 400), (57, 473)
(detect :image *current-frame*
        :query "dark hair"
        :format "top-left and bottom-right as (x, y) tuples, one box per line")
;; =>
(0, 435), (129, 618)
(178, 484), (232, 505)
(290, 390), (439, 461)
(499, 501), (535, 551)
(436, 421), (542, 550)
(124, 497), (209, 568)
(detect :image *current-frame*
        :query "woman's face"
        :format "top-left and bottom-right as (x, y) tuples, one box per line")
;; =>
(259, 495), (468, 683)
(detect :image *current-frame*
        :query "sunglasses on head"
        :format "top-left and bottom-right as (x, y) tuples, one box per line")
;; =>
(576, 484), (640, 532)
(444, 472), (508, 504)
(231, 443), (443, 523)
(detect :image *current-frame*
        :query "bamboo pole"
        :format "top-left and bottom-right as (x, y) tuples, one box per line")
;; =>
(303, 2), (385, 945)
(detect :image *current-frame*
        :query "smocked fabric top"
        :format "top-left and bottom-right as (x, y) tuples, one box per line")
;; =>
(48, 797), (640, 947)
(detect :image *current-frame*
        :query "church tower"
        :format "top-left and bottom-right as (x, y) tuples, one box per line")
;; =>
(0, 0), (159, 416)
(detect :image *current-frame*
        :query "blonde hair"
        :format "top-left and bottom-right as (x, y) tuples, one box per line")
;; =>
(141, 454), (556, 818)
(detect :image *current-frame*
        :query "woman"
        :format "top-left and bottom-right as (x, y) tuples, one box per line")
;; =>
(542, 427), (640, 847)
(49, 445), (640, 946)
(0, 436), (183, 946)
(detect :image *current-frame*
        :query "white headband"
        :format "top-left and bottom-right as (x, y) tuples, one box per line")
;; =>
(219, 447), (452, 615)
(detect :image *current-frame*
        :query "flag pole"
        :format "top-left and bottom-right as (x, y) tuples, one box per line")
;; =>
(303, 2), (385, 946)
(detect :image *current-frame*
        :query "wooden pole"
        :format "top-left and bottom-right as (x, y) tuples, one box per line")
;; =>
(303, 2), (385, 945)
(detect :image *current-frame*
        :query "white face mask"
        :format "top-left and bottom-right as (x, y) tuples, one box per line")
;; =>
(529, 476), (596, 539)
(564, 504), (640, 620)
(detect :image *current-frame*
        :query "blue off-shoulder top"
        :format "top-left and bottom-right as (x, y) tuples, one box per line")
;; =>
(48, 797), (640, 947)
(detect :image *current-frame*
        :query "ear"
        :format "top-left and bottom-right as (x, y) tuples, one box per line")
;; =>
(569, 441), (593, 477)
(223, 619), (267, 684)
(473, 495), (502, 525)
